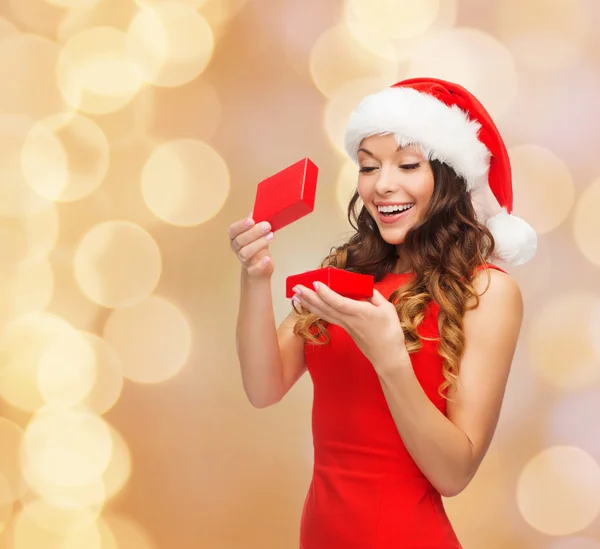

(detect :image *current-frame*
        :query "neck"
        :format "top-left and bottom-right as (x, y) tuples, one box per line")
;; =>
(394, 246), (412, 274)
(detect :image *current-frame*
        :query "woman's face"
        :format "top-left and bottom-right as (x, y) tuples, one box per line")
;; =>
(357, 134), (435, 246)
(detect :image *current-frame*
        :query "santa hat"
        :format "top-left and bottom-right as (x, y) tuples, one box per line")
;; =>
(344, 77), (537, 265)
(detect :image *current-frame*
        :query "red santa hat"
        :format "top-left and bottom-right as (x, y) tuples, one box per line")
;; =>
(344, 77), (537, 265)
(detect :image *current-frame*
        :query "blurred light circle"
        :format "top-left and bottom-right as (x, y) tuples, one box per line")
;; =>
(516, 446), (600, 535)
(9, 504), (101, 549)
(336, 159), (359, 215)
(0, 203), (59, 267)
(57, 26), (144, 115)
(0, 472), (13, 534)
(127, 3), (214, 87)
(496, 0), (589, 71)
(20, 427), (129, 512)
(19, 498), (97, 535)
(136, 0), (207, 6)
(100, 515), (156, 549)
(21, 113), (110, 203)
(344, 0), (440, 40)
(36, 324), (97, 408)
(324, 78), (391, 155)
(21, 406), (113, 488)
(343, 0), (458, 64)
(407, 27), (518, 119)
(0, 16), (18, 42)
(1, 259), (54, 319)
(0, 419), (25, 502)
(0, 312), (93, 413)
(0, 34), (71, 119)
(197, 0), (251, 39)
(102, 425), (132, 501)
(574, 179), (600, 268)
(63, 520), (102, 549)
(103, 295), (192, 384)
(74, 221), (162, 308)
(23, 473), (106, 513)
(509, 145), (575, 234)
(141, 139), (229, 226)
(56, 0), (139, 43)
(527, 294), (600, 389)
(9, 0), (69, 38)
(43, 0), (102, 7)
(0, 115), (53, 217)
(309, 22), (399, 99)
(81, 334), (124, 415)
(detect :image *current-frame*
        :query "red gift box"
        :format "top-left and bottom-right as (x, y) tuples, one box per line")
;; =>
(252, 158), (318, 232)
(286, 266), (374, 300)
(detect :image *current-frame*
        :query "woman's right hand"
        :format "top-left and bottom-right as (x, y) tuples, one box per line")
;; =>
(228, 215), (275, 278)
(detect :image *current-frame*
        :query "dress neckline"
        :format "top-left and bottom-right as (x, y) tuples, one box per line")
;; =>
(381, 271), (413, 280)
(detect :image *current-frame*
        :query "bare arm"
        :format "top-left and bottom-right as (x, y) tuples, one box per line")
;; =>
(236, 272), (306, 408)
(230, 216), (306, 408)
(376, 269), (523, 496)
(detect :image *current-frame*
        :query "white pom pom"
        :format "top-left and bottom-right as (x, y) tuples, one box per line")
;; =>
(486, 210), (537, 265)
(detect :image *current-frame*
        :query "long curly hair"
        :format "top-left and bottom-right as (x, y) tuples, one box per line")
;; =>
(293, 159), (495, 397)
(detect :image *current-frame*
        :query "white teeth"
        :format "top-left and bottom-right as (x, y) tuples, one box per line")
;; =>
(377, 203), (414, 213)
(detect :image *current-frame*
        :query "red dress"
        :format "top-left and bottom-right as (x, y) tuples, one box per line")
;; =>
(299, 267), (502, 548)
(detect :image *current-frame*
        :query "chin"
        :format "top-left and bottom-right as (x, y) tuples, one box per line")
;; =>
(378, 227), (408, 246)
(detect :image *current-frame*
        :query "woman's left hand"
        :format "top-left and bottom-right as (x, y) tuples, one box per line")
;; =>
(292, 282), (410, 374)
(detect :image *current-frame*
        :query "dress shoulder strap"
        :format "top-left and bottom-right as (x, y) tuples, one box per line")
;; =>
(474, 263), (508, 275)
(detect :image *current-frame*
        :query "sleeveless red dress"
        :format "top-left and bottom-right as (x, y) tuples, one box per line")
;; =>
(299, 265), (504, 548)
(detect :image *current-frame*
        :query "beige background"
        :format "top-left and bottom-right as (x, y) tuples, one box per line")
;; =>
(0, 0), (599, 547)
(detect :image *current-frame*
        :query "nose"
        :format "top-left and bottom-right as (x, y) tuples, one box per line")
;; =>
(373, 164), (400, 196)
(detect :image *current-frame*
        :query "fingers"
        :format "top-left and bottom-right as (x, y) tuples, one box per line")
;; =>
(229, 219), (272, 252)
(227, 214), (255, 241)
(366, 289), (387, 306)
(312, 281), (353, 313)
(227, 215), (276, 277)
(244, 249), (273, 277)
(292, 295), (335, 325)
(237, 232), (274, 267)
(292, 285), (341, 326)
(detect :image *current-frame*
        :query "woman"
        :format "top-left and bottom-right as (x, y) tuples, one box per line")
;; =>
(228, 78), (537, 548)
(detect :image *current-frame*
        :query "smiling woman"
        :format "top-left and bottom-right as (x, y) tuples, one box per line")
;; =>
(229, 77), (537, 549)
(356, 139), (434, 239)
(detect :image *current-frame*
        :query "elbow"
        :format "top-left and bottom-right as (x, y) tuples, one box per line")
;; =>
(249, 397), (276, 409)
(240, 375), (281, 409)
(435, 471), (475, 498)
(437, 483), (466, 498)
(246, 389), (283, 409)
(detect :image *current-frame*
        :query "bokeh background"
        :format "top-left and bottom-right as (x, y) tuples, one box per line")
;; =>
(0, 0), (599, 547)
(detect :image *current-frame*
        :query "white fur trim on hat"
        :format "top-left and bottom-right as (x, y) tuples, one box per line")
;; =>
(345, 87), (491, 191)
(486, 210), (537, 266)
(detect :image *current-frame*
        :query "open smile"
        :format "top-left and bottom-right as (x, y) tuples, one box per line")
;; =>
(375, 203), (415, 224)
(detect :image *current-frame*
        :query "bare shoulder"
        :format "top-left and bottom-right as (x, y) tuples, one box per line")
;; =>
(444, 267), (524, 468)
(470, 267), (523, 318)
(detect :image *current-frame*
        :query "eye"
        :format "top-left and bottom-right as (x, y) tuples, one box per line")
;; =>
(400, 163), (420, 170)
(359, 166), (377, 173)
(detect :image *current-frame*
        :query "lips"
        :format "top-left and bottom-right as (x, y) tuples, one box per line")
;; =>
(375, 204), (414, 224)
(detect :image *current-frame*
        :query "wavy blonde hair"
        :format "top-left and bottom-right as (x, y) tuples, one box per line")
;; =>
(293, 160), (495, 397)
